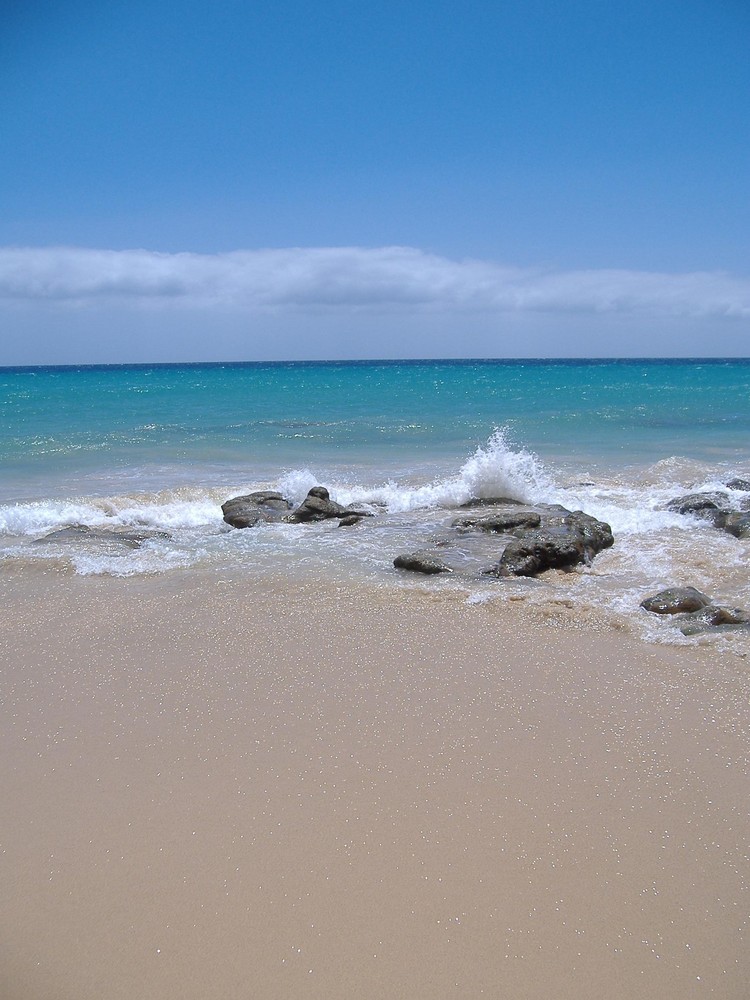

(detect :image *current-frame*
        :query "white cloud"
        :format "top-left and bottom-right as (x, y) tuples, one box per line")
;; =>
(1, 245), (749, 319)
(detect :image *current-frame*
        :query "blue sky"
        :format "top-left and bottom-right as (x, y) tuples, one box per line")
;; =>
(1, 0), (749, 363)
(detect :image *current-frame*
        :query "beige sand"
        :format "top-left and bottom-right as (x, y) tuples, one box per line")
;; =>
(1, 566), (749, 999)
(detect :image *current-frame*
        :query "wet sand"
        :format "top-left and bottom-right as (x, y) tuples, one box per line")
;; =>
(1, 567), (749, 999)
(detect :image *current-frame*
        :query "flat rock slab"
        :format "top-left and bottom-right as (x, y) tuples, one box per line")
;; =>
(452, 510), (541, 533)
(392, 502), (614, 579)
(458, 496), (524, 508)
(35, 525), (171, 549)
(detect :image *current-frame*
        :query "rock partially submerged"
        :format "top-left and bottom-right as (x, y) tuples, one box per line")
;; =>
(222, 491), (291, 528)
(640, 586), (711, 615)
(35, 524), (170, 548)
(393, 551), (452, 575)
(394, 501), (613, 579)
(452, 509), (541, 533)
(666, 487), (750, 536)
(283, 486), (373, 524)
(458, 496), (524, 509)
(483, 508), (614, 578)
(675, 605), (750, 636)
(338, 514), (364, 527)
(640, 585), (750, 637)
(721, 512), (750, 539)
(666, 492), (729, 517)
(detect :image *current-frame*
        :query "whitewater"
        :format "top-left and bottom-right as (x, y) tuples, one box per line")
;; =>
(3, 358), (750, 645)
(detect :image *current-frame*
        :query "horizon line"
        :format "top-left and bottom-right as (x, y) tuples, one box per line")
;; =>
(2, 356), (750, 373)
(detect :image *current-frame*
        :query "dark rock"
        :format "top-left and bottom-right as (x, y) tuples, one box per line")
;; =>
(485, 528), (584, 578)
(452, 509), (541, 533)
(392, 500), (612, 580)
(458, 496), (524, 508)
(338, 514), (363, 527)
(393, 551), (452, 575)
(666, 492), (729, 517)
(546, 510), (615, 555)
(640, 586), (712, 615)
(222, 491), (291, 528)
(721, 512), (750, 539)
(484, 511), (614, 578)
(283, 486), (373, 524)
(675, 605), (750, 636)
(666, 487), (750, 536)
(677, 603), (750, 636)
(35, 524), (170, 548)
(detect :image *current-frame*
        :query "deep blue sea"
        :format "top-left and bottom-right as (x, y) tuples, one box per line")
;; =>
(2, 358), (749, 643)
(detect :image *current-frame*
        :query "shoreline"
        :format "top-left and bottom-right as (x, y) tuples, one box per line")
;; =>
(1, 568), (748, 998)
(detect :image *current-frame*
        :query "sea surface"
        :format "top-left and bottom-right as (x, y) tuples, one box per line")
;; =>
(2, 358), (750, 645)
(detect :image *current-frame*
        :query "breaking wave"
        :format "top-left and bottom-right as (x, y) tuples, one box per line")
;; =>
(327, 428), (555, 512)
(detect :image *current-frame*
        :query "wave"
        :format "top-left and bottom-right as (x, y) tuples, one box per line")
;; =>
(2, 427), (748, 540)
(0, 429), (748, 650)
(0, 488), (227, 537)
(309, 428), (555, 512)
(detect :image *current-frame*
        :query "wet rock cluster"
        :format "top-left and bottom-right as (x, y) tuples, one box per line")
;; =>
(222, 487), (615, 580)
(639, 479), (750, 637)
(221, 487), (372, 528)
(639, 586), (750, 637)
(405, 498), (615, 578)
(33, 480), (749, 643)
(667, 479), (750, 539)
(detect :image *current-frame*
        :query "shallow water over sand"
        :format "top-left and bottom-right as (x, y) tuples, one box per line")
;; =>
(2, 437), (750, 651)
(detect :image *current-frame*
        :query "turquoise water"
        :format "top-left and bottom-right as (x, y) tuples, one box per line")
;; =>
(2, 359), (749, 644)
(2, 359), (750, 501)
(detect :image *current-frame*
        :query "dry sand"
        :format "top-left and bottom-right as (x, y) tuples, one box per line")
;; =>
(1, 566), (749, 999)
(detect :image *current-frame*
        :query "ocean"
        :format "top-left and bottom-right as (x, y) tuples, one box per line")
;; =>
(2, 358), (749, 645)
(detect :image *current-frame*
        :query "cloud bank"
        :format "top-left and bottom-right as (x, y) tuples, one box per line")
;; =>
(1, 245), (749, 319)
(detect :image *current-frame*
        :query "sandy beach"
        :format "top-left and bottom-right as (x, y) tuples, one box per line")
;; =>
(1, 564), (748, 999)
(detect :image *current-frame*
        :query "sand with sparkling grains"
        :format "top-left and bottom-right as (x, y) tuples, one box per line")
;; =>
(1, 565), (749, 999)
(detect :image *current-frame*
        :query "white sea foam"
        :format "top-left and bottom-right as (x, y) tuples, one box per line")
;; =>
(2, 430), (749, 649)
(71, 543), (200, 577)
(0, 489), (228, 537)
(329, 428), (554, 512)
(277, 469), (326, 505)
(0, 499), (113, 536)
